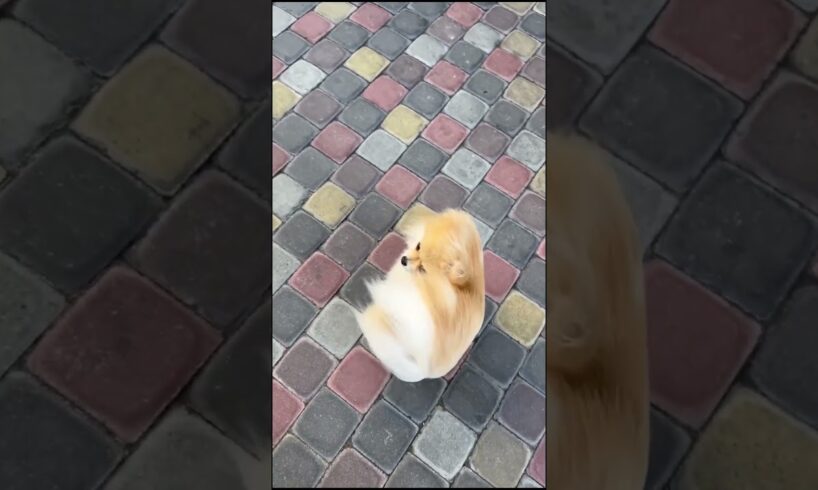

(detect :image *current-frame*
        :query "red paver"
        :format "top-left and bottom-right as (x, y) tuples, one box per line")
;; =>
(290, 11), (334, 44)
(446, 2), (483, 28)
(645, 260), (761, 428)
(349, 3), (392, 32)
(27, 266), (220, 442)
(483, 250), (520, 302)
(649, 0), (805, 99)
(422, 114), (469, 153)
(369, 232), (407, 272)
(536, 238), (545, 260)
(273, 379), (304, 446)
(289, 252), (350, 307)
(312, 122), (364, 163)
(273, 56), (285, 79)
(376, 165), (426, 208)
(328, 346), (390, 412)
(319, 448), (388, 487)
(484, 48), (524, 82)
(466, 122), (511, 161)
(424, 60), (469, 95)
(528, 436), (545, 486)
(485, 155), (534, 198)
(362, 75), (408, 112)
(444, 346), (471, 381)
(273, 143), (290, 176)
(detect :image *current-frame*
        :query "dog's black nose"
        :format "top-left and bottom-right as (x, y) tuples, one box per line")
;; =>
(401, 256), (407, 266)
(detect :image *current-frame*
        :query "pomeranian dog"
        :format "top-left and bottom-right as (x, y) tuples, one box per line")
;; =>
(547, 132), (649, 489)
(356, 209), (485, 382)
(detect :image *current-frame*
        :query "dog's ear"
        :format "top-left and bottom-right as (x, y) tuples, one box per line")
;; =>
(445, 259), (470, 286)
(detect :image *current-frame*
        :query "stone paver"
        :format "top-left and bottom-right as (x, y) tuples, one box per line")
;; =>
(552, 3), (818, 487)
(27, 266), (220, 442)
(3, 2), (270, 488)
(412, 408), (477, 479)
(470, 421), (532, 488)
(273, 3), (544, 486)
(0, 371), (121, 489)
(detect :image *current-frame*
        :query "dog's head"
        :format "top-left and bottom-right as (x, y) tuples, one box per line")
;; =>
(401, 210), (480, 287)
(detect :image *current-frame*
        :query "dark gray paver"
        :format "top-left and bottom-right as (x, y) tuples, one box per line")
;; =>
(580, 45), (743, 192)
(519, 338), (545, 394)
(468, 327), (527, 388)
(285, 147), (337, 190)
(0, 136), (161, 293)
(14, 0), (179, 75)
(293, 388), (362, 459)
(751, 286), (818, 430)
(339, 98), (387, 135)
(0, 252), (64, 377)
(273, 113), (320, 154)
(486, 218), (539, 269)
(189, 298), (271, 459)
(272, 286), (318, 346)
(321, 67), (369, 103)
(443, 365), (503, 431)
(273, 436), (325, 487)
(656, 162), (817, 320)
(384, 377), (447, 423)
(349, 193), (402, 238)
(385, 454), (448, 488)
(0, 372), (122, 490)
(352, 399), (419, 472)
(399, 138), (449, 180)
(322, 221), (377, 271)
(0, 20), (92, 168)
(274, 210), (331, 260)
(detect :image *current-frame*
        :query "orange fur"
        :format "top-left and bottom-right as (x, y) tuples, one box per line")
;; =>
(547, 131), (649, 489)
(357, 209), (485, 380)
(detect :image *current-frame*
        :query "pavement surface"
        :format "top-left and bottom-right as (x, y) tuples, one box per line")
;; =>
(550, 0), (818, 489)
(0, 0), (270, 489)
(273, 2), (546, 488)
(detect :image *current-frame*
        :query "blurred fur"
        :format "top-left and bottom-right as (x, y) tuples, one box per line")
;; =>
(547, 132), (649, 489)
(356, 210), (485, 382)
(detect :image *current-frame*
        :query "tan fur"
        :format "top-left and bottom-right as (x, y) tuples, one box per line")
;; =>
(547, 132), (649, 489)
(359, 209), (485, 379)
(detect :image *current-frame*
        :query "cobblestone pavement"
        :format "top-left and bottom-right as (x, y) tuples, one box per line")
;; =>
(273, 2), (546, 488)
(550, 0), (818, 488)
(0, 0), (270, 488)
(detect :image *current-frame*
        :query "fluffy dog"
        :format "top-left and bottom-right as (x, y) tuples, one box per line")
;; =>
(356, 209), (485, 382)
(547, 132), (649, 489)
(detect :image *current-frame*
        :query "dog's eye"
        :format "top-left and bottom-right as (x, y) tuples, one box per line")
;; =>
(416, 243), (420, 251)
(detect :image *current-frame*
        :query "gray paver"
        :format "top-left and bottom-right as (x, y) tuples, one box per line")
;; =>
(412, 408), (477, 479)
(353, 399), (419, 472)
(293, 388), (362, 459)
(307, 297), (363, 358)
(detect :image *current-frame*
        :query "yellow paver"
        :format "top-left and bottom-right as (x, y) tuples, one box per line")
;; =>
(395, 202), (435, 236)
(272, 81), (301, 120)
(315, 2), (356, 23)
(500, 2), (535, 14)
(505, 77), (545, 111)
(677, 388), (818, 490)
(273, 214), (282, 232)
(382, 105), (428, 144)
(501, 30), (540, 61)
(496, 290), (545, 347)
(531, 166), (544, 197)
(303, 182), (356, 228)
(344, 47), (390, 82)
